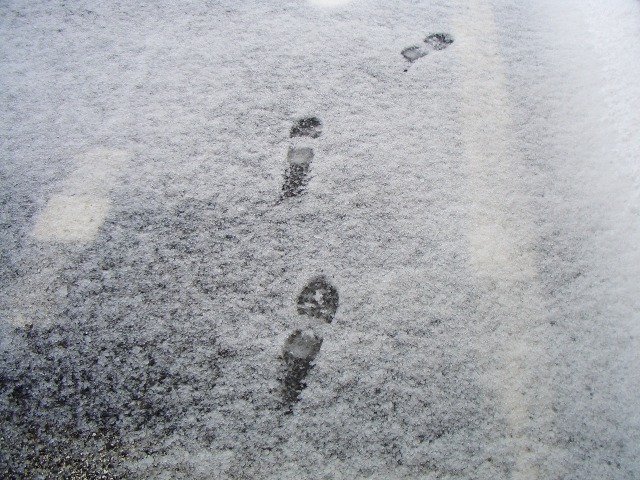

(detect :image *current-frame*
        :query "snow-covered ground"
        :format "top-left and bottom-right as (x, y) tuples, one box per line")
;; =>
(1, 0), (639, 478)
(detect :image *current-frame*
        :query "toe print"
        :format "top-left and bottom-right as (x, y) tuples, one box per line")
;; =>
(425, 33), (454, 50)
(290, 117), (322, 138)
(296, 275), (339, 324)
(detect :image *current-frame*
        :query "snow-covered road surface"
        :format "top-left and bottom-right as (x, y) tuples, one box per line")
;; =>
(1, 0), (639, 478)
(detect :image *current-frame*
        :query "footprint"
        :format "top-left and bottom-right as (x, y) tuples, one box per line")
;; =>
(401, 45), (428, 63)
(401, 33), (454, 69)
(424, 33), (454, 50)
(279, 276), (339, 409)
(281, 330), (323, 407)
(290, 117), (322, 138)
(281, 147), (314, 199)
(296, 275), (339, 323)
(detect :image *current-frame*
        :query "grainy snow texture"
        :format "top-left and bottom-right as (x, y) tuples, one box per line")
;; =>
(1, 0), (639, 478)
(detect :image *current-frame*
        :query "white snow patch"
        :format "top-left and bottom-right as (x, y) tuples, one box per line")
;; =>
(32, 195), (110, 243)
(31, 148), (130, 242)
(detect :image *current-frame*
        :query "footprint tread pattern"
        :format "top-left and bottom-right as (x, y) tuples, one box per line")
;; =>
(425, 33), (454, 50)
(296, 276), (339, 324)
(281, 147), (313, 199)
(402, 32), (454, 65)
(290, 117), (322, 138)
(281, 330), (323, 407)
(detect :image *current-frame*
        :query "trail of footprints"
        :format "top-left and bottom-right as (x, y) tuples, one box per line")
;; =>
(278, 116), (339, 409)
(277, 33), (453, 408)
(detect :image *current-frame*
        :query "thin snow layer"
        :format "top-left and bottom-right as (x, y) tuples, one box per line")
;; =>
(0, 0), (638, 479)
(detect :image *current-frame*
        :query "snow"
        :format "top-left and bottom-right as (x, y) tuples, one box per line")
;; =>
(30, 148), (128, 242)
(0, 0), (639, 478)
(32, 194), (111, 242)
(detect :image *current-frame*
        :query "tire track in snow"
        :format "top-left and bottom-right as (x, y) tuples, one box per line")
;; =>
(453, 2), (553, 477)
